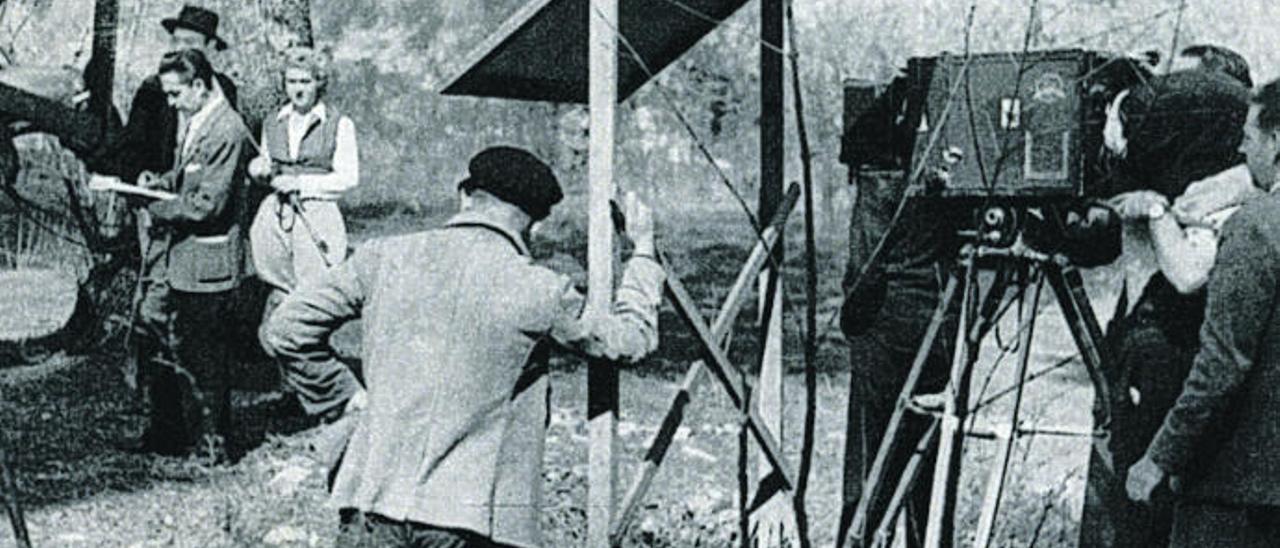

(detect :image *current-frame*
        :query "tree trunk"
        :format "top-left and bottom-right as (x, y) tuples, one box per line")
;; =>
(86, 0), (118, 121)
(263, 0), (314, 49)
(0, 432), (31, 548)
(219, 0), (314, 132)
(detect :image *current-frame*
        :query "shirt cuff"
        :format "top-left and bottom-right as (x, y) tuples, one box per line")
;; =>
(618, 256), (665, 306)
(1145, 427), (1192, 475)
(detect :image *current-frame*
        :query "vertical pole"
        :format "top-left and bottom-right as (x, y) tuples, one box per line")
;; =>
(586, 1), (618, 547)
(754, 0), (788, 544)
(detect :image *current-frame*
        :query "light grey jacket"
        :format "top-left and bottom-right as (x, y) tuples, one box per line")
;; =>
(260, 209), (664, 547)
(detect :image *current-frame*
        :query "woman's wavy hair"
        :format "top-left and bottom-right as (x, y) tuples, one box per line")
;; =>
(280, 46), (333, 98)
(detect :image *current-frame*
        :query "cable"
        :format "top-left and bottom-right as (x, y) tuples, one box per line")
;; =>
(785, 1), (817, 545)
(1056, 4), (1181, 50)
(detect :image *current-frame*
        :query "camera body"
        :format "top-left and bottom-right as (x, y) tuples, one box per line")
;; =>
(844, 48), (1148, 201)
(841, 49), (1150, 266)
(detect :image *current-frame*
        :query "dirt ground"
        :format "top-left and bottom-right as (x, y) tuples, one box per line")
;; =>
(0, 207), (1121, 547)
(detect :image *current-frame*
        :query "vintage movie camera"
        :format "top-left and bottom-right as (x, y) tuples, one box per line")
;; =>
(842, 49), (1150, 266)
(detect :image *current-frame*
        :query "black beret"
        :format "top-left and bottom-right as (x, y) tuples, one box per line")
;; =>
(458, 146), (563, 221)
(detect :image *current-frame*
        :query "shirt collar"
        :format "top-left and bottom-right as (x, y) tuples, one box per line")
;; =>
(187, 92), (225, 133)
(444, 210), (531, 256)
(277, 102), (328, 123)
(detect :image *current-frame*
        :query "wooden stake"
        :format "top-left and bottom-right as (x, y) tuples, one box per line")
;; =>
(586, 1), (618, 546)
(753, 0), (790, 544)
(613, 186), (800, 543)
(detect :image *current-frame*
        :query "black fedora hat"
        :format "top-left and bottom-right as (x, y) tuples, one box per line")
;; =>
(162, 5), (228, 51)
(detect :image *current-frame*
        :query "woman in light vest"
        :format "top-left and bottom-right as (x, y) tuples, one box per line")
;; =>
(248, 46), (362, 418)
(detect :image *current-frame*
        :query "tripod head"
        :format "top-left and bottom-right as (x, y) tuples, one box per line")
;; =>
(953, 200), (1122, 269)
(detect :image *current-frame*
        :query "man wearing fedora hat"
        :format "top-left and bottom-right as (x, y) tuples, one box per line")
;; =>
(95, 5), (242, 456)
(98, 5), (238, 185)
(261, 146), (665, 547)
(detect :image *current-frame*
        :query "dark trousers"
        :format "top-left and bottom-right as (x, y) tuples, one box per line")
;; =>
(138, 281), (236, 452)
(336, 511), (517, 548)
(1080, 311), (1196, 547)
(837, 285), (955, 548)
(1169, 501), (1280, 548)
(263, 288), (360, 418)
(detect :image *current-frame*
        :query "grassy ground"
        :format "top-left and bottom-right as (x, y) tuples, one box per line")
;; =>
(0, 202), (1119, 547)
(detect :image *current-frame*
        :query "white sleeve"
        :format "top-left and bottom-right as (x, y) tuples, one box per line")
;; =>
(294, 116), (359, 197)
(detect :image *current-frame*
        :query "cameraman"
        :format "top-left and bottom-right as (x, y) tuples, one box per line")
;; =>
(835, 164), (965, 547)
(1081, 66), (1250, 547)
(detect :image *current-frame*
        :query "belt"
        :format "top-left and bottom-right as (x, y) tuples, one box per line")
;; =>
(277, 193), (336, 203)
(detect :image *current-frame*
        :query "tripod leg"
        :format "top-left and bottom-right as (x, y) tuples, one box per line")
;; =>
(870, 418), (941, 548)
(971, 261), (1018, 344)
(1045, 265), (1111, 426)
(1047, 264), (1117, 548)
(924, 257), (982, 548)
(973, 267), (1045, 548)
(844, 272), (961, 548)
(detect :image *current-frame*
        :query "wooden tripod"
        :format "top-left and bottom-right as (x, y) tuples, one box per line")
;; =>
(609, 183), (802, 544)
(845, 242), (1111, 548)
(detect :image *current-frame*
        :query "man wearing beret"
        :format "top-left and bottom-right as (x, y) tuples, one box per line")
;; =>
(260, 146), (665, 547)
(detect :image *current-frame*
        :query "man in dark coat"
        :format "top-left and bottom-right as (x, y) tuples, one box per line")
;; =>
(1126, 78), (1280, 548)
(1081, 67), (1251, 548)
(833, 75), (969, 547)
(95, 5), (238, 183)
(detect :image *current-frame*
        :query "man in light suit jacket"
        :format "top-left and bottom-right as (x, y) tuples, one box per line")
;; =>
(126, 48), (250, 462)
(261, 147), (664, 547)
